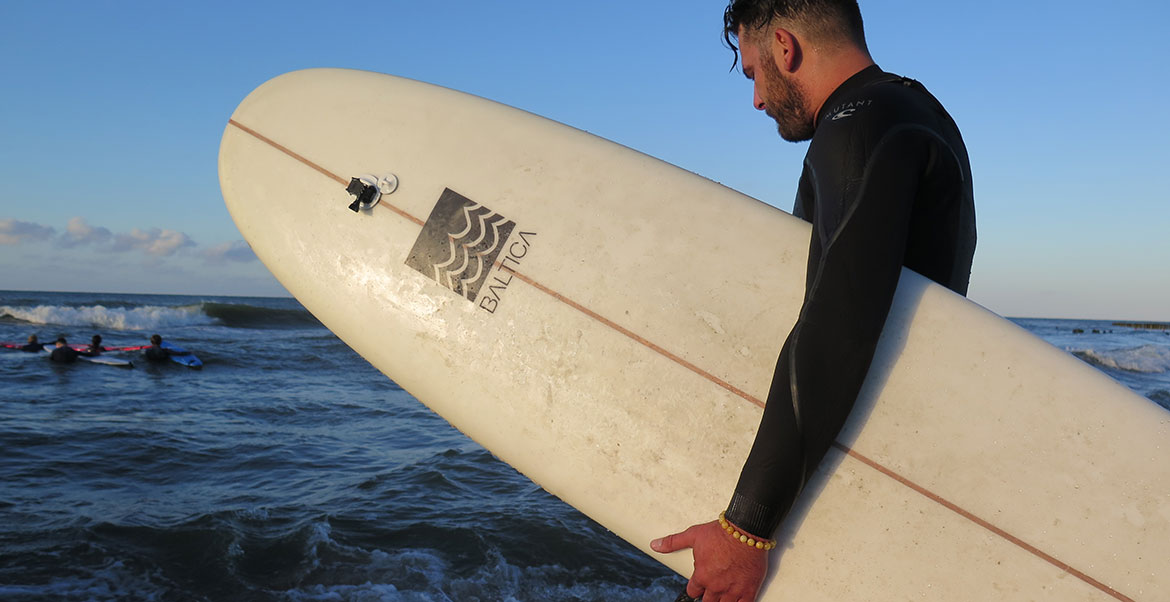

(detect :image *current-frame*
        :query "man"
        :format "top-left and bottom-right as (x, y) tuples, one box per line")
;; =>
(84, 334), (106, 356)
(651, 1), (976, 600)
(49, 337), (79, 363)
(143, 334), (170, 362)
(19, 334), (42, 352)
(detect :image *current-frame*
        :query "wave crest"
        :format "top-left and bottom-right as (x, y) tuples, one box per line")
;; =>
(0, 304), (211, 330)
(1071, 344), (1170, 374)
(0, 302), (318, 331)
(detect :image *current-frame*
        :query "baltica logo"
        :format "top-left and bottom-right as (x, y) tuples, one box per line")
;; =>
(406, 189), (516, 304)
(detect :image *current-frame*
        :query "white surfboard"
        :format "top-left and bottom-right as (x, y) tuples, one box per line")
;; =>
(80, 355), (133, 368)
(218, 69), (1169, 602)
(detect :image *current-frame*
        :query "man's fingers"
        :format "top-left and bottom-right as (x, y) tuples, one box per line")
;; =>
(651, 525), (698, 553)
(685, 579), (705, 601)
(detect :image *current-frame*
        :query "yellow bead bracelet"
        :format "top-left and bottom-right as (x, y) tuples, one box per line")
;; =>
(719, 512), (777, 551)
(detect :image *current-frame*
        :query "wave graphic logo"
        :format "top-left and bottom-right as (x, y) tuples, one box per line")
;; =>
(406, 189), (516, 303)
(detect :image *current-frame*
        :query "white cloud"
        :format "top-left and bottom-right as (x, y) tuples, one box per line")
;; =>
(112, 227), (196, 256)
(201, 240), (257, 264)
(0, 218), (56, 245)
(60, 217), (113, 248)
(2, 216), (210, 261)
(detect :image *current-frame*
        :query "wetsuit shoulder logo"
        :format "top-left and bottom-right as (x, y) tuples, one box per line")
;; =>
(826, 99), (873, 122)
(405, 188), (516, 305)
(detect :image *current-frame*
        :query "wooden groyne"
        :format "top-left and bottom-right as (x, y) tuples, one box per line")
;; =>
(1113, 322), (1170, 331)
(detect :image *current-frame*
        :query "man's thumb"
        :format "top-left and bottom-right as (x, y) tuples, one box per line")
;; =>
(651, 528), (695, 554)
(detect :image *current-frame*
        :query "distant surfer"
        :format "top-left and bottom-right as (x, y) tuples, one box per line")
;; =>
(143, 334), (171, 362)
(20, 334), (42, 352)
(651, 2), (976, 600)
(84, 334), (106, 356)
(48, 337), (79, 363)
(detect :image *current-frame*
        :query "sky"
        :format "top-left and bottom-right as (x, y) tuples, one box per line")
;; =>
(1, 1), (1168, 321)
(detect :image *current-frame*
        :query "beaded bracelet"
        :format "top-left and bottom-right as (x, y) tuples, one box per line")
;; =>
(719, 512), (777, 551)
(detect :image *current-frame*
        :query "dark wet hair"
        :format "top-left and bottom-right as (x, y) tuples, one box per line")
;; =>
(722, 0), (867, 69)
(92, 334), (102, 344)
(151, 334), (162, 345)
(56, 336), (67, 344)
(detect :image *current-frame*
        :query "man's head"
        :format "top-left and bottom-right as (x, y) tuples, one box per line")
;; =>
(27, 334), (37, 344)
(723, 0), (867, 67)
(150, 334), (162, 345)
(56, 336), (67, 347)
(723, 0), (869, 142)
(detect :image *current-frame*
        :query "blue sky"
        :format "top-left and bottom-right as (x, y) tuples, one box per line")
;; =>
(2, 1), (1167, 320)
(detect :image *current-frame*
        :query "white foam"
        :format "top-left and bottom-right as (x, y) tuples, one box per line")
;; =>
(0, 304), (215, 331)
(1072, 344), (1170, 374)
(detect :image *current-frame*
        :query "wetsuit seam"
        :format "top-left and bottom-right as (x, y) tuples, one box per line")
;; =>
(822, 123), (953, 251)
(787, 324), (808, 490)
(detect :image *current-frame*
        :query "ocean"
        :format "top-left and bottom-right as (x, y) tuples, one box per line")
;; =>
(1, 290), (1168, 601)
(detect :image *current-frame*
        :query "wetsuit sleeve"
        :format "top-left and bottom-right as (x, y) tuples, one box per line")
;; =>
(725, 125), (940, 537)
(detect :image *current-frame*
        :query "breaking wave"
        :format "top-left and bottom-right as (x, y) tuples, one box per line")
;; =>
(1071, 344), (1170, 374)
(0, 302), (319, 331)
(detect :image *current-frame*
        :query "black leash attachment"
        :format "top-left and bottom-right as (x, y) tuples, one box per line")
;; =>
(346, 178), (378, 212)
(345, 173), (398, 213)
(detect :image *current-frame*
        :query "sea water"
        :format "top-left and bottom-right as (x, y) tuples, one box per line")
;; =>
(1, 290), (1167, 601)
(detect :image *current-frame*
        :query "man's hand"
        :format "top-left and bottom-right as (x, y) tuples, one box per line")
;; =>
(651, 519), (769, 602)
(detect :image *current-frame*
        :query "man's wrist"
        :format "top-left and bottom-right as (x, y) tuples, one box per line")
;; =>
(725, 493), (781, 540)
(718, 512), (777, 550)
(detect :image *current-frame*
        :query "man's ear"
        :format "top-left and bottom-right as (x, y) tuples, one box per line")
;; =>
(771, 27), (800, 72)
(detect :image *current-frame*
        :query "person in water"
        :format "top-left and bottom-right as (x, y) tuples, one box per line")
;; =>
(84, 334), (105, 356)
(49, 337), (79, 363)
(143, 334), (170, 362)
(20, 334), (42, 352)
(651, 2), (976, 600)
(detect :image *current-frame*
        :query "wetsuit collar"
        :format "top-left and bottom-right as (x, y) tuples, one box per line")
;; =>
(814, 64), (888, 129)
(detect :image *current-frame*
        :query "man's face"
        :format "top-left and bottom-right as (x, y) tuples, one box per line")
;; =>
(739, 30), (815, 142)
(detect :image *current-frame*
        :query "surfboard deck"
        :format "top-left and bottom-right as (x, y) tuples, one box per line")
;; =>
(218, 69), (1169, 601)
(112, 342), (203, 368)
(160, 341), (202, 369)
(79, 355), (134, 368)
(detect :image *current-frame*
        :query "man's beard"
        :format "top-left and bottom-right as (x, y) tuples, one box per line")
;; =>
(760, 50), (815, 142)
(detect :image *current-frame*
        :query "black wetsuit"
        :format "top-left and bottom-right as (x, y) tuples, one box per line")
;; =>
(144, 345), (170, 362)
(725, 65), (976, 537)
(49, 345), (79, 363)
(20, 342), (42, 353)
